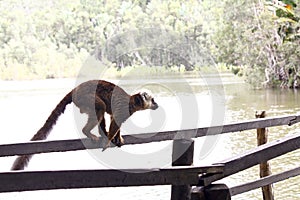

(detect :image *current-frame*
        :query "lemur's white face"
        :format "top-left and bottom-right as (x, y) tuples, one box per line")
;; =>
(140, 92), (158, 110)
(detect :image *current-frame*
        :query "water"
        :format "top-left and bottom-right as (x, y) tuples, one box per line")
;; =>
(0, 75), (299, 199)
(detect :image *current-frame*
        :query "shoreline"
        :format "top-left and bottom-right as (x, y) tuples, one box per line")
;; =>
(0, 73), (244, 93)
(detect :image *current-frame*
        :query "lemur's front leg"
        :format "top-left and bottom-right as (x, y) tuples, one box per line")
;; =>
(103, 119), (122, 151)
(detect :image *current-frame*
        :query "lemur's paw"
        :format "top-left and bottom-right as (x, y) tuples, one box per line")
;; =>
(88, 134), (100, 141)
(112, 137), (124, 147)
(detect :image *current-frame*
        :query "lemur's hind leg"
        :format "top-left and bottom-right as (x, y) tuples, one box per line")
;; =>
(82, 97), (106, 141)
(98, 118), (108, 137)
(82, 115), (102, 141)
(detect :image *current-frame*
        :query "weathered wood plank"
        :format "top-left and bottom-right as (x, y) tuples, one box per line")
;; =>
(230, 166), (300, 196)
(0, 114), (299, 157)
(199, 132), (300, 186)
(0, 165), (224, 193)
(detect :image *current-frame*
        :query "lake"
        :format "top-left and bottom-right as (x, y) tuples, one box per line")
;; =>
(0, 74), (299, 199)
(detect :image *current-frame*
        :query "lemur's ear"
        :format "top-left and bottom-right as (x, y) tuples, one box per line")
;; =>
(140, 92), (147, 101)
(134, 94), (144, 107)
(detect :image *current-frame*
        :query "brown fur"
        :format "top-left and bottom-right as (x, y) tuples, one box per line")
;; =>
(11, 80), (158, 170)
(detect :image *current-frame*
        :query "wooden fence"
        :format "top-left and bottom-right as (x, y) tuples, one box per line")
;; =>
(0, 113), (300, 200)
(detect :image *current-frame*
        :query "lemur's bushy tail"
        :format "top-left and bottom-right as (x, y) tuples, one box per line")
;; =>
(11, 91), (73, 170)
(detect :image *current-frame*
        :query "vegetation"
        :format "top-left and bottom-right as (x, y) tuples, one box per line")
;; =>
(215, 0), (300, 89)
(0, 0), (300, 89)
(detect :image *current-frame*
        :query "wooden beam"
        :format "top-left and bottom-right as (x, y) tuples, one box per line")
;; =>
(199, 132), (300, 186)
(0, 165), (224, 193)
(230, 166), (300, 196)
(0, 114), (299, 157)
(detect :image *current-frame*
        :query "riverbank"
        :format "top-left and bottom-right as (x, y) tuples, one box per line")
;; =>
(0, 62), (232, 81)
(0, 73), (244, 94)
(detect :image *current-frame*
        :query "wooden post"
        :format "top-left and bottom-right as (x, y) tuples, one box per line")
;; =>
(191, 184), (231, 200)
(256, 111), (274, 200)
(171, 139), (194, 200)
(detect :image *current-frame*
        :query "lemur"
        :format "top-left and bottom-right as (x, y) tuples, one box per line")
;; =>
(12, 80), (158, 170)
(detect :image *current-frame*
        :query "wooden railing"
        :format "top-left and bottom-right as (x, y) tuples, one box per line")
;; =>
(0, 113), (300, 200)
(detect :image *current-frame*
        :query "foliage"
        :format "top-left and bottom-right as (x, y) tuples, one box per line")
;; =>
(0, 0), (217, 80)
(213, 0), (300, 89)
(0, 0), (91, 80)
(0, 0), (300, 89)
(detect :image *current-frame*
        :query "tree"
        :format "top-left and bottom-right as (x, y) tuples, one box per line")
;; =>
(211, 0), (300, 88)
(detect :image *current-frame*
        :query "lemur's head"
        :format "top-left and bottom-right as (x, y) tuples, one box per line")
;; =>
(131, 91), (158, 112)
(140, 91), (158, 110)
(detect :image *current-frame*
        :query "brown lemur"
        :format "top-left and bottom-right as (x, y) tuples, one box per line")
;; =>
(11, 80), (158, 170)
